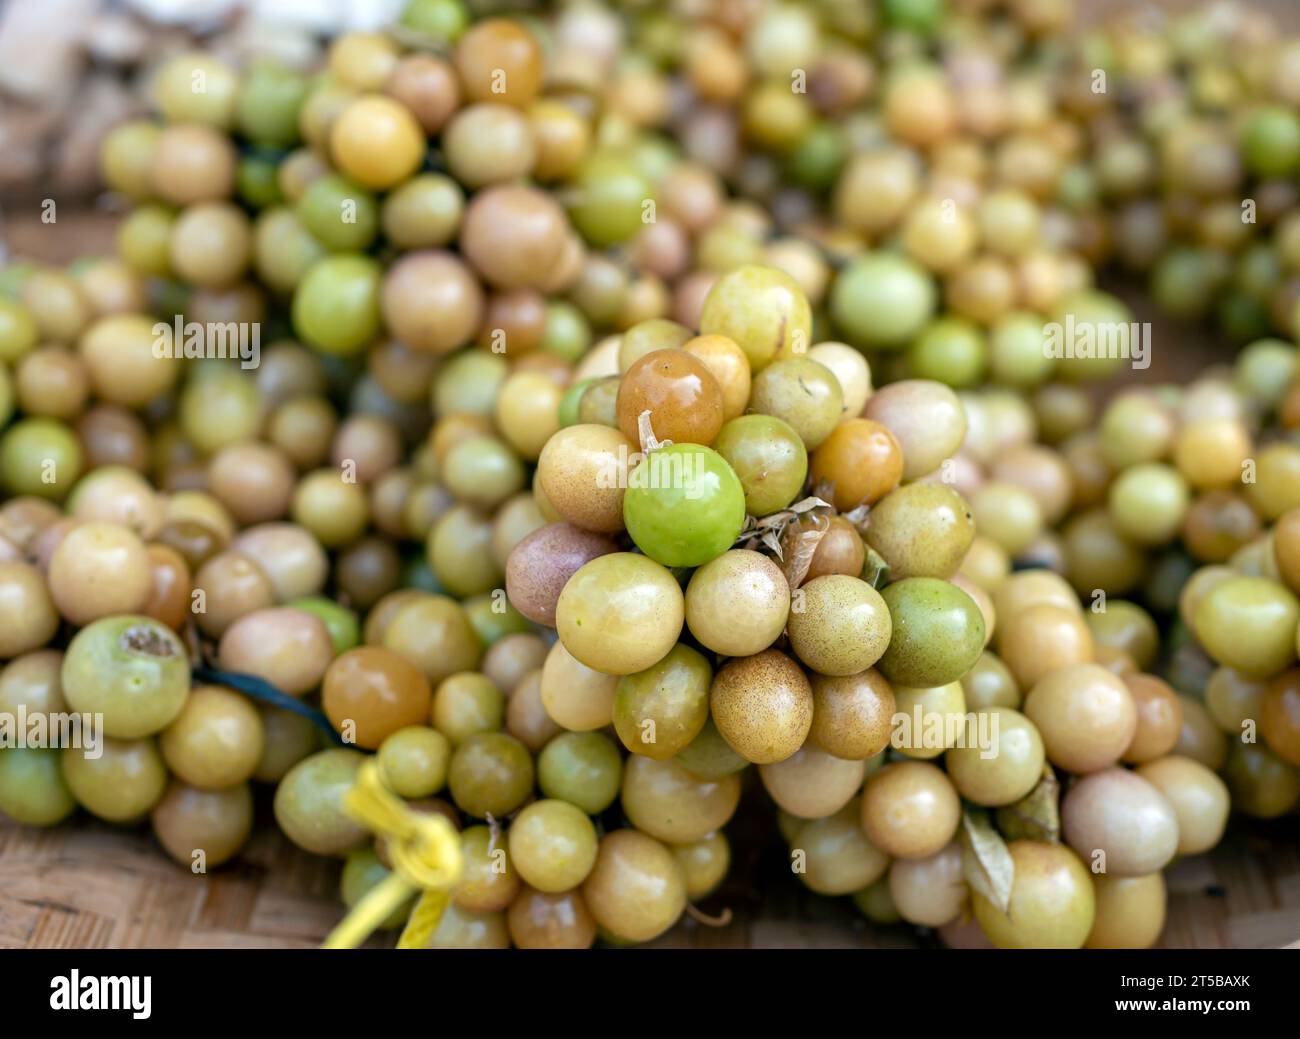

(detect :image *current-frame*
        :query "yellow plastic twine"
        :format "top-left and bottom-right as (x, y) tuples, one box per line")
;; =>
(322, 759), (463, 950)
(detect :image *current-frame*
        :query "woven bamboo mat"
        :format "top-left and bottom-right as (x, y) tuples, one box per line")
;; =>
(3, 795), (1298, 949)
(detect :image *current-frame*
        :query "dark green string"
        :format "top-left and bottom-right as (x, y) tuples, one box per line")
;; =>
(193, 667), (348, 747)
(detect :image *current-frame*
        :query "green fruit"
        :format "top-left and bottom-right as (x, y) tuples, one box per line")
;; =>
(287, 597), (360, 654)
(298, 174), (379, 252)
(292, 254), (382, 356)
(569, 153), (655, 247)
(61, 616), (191, 739)
(713, 414), (808, 516)
(613, 643), (711, 760)
(878, 578), (986, 687)
(341, 848), (415, 929)
(0, 418), (83, 500)
(537, 731), (623, 815)
(273, 748), (369, 856)
(235, 62), (308, 147)
(0, 747), (77, 826)
(623, 444), (747, 567)
(830, 253), (936, 350)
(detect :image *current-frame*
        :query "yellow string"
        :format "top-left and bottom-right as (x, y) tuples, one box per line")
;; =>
(321, 759), (463, 950)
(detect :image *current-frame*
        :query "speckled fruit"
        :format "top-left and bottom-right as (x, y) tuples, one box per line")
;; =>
(860, 760), (960, 859)
(865, 484), (974, 580)
(787, 575), (891, 677)
(809, 668), (895, 760)
(710, 650), (813, 764)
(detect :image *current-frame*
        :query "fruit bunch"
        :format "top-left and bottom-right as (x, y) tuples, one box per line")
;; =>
(0, 0), (1299, 952)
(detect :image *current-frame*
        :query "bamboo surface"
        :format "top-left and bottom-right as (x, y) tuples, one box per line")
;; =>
(3, 795), (1299, 949)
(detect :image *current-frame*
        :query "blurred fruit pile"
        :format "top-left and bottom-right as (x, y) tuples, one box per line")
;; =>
(1, 0), (1299, 951)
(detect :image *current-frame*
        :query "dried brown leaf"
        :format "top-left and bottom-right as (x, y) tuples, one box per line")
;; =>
(995, 763), (1061, 844)
(960, 809), (1014, 915)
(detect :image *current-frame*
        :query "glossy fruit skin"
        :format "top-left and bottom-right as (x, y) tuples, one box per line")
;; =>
(787, 575), (892, 677)
(568, 153), (655, 248)
(381, 595), (483, 686)
(877, 578), (986, 687)
(713, 415), (808, 516)
(540, 640), (618, 731)
(537, 731), (622, 815)
(699, 264), (813, 371)
(61, 615), (191, 740)
(1023, 664), (1137, 774)
(998, 604), (1093, 690)
(508, 799), (599, 893)
(455, 825), (519, 912)
(622, 753), (742, 844)
(1062, 767), (1180, 876)
(760, 742), (866, 819)
(1137, 754), (1230, 856)
(0, 561), (60, 658)
(160, 684), (264, 790)
(505, 523), (617, 626)
(866, 484), (975, 580)
(508, 886), (597, 949)
(710, 649), (813, 764)
(1085, 872), (1167, 949)
(1193, 575), (1299, 677)
(1, 417), (84, 500)
(972, 840), (1096, 949)
(809, 667), (894, 761)
(555, 552), (684, 676)
(613, 643), (711, 760)
(946, 706), (1045, 806)
(794, 803), (890, 895)
(860, 760), (960, 859)
(62, 737), (168, 823)
(1121, 674), (1183, 764)
(868, 382), (967, 484)
(273, 748), (369, 856)
(888, 843), (967, 928)
(152, 781), (254, 868)
(685, 549), (790, 657)
(447, 732), (535, 818)
(377, 725), (450, 799)
(322, 646), (433, 750)
(616, 349), (724, 447)
(330, 95), (426, 190)
(623, 444), (746, 568)
(809, 419), (903, 512)
(581, 829), (687, 943)
(536, 423), (635, 534)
